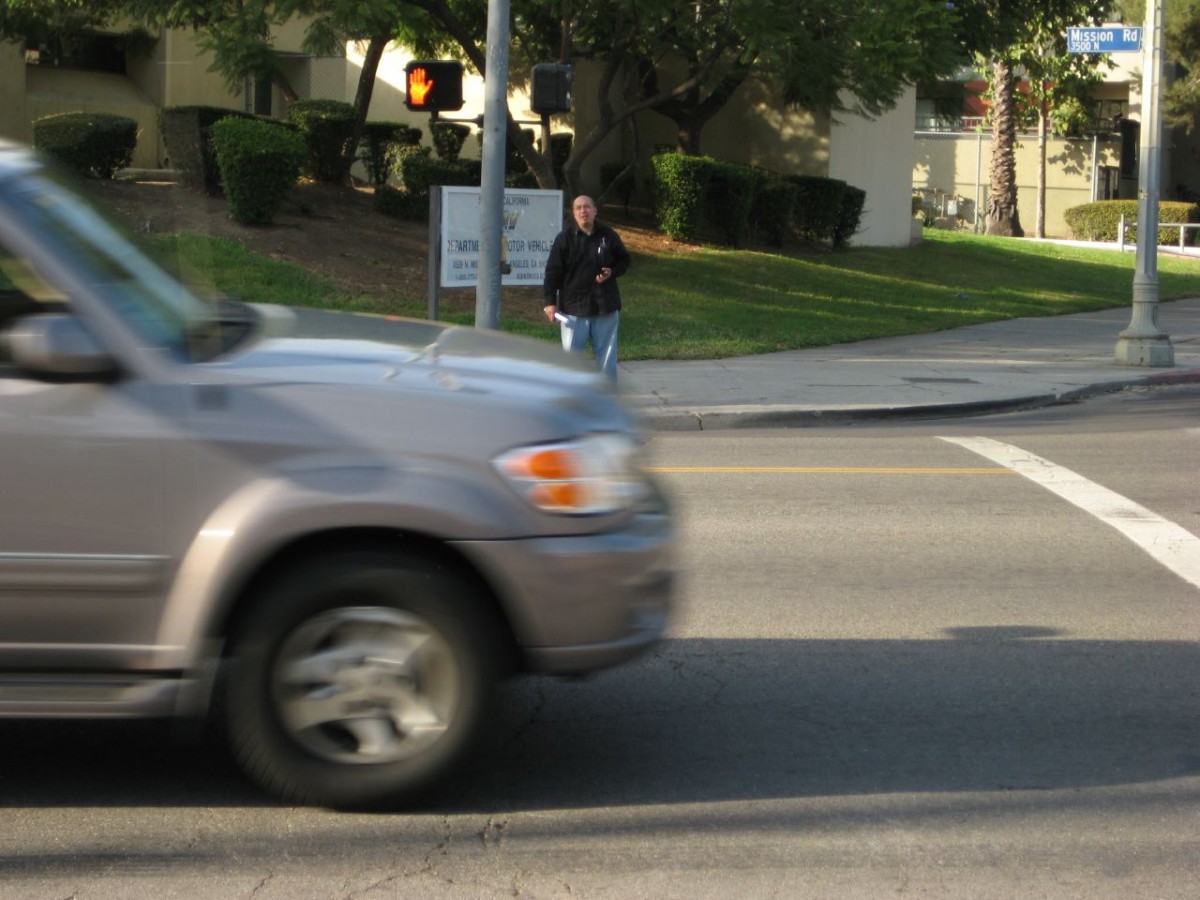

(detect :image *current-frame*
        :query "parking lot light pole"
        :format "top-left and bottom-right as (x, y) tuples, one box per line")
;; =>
(1115, 0), (1174, 366)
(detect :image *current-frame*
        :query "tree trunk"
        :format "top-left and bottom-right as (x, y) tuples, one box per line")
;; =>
(1035, 94), (1048, 239)
(342, 35), (389, 184)
(986, 58), (1024, 237)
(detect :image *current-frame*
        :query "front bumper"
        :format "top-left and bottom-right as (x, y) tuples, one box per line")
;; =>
(451, 511), (674, 674)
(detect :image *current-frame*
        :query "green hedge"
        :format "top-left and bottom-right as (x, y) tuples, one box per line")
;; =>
(789, 175), (846, 244)
(833, 186), (867, 247)
(210, 116), (305, 225)
(33, 112), (138, 179)
(1064, 199), (1200, 245)
(358, 121), (422, 185)
(430, 122), (472, 163)
(159, 105), (255, 194)
(375, 147), (475, 222)
(287, 98), (358, 183)
(651, 153), (714, 241)
(751, 175), (799, 247)
(705, 161), (763, 247)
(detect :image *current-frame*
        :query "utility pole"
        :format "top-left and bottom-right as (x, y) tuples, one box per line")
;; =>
(475, 0), (510, 330)
(1115, 0), (1174, 366)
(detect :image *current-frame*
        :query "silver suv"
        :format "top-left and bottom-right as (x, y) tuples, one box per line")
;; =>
(0, 144), (672, 809)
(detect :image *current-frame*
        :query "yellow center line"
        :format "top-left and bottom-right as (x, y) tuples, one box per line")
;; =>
(648, 466), (1014, 475)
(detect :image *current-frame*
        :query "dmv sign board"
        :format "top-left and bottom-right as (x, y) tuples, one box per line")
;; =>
(439, 187), (563, 288)
(1067, 26), (1142, 53)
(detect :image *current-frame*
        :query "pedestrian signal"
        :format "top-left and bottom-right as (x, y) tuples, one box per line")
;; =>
(531, 63), (572, 115)
(405, 60), (464, 112)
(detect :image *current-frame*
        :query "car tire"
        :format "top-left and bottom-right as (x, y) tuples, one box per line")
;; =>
(223, 551), (497, 810)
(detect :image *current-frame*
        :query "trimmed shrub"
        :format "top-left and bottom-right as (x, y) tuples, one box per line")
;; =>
(789, 174), (846, 244)
(751, 175), (799, 247)
(159, 105), (254, 194)
(359, 121), (422, 185)
(430, 122), (472, 163)
(377, 147), (475, 221)
(1064, 199), (1200, 245)
(33, 112), (138, 179)
(651, 153), (714, 241)
(287, 98), (358, 183)
(210, 116), (305, 225)
(705, 162), (763, 247)
(833, 186), (867, 248)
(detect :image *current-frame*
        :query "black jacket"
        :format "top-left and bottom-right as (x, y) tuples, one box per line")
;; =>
(542, 222), (630, 316)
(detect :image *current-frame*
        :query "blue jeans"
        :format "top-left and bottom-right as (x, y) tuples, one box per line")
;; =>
(560, 311), (620, 380)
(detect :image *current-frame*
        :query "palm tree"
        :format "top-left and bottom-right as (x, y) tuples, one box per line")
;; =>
(986, 58), (1024, 237)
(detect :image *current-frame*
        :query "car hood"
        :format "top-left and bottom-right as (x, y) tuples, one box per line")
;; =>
(201, 317), (633, 437)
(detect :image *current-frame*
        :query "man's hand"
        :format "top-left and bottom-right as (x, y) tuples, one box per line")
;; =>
(408, 67), (434, 105)
(595, 267), (612, 283)
(544, 304), (560, 324)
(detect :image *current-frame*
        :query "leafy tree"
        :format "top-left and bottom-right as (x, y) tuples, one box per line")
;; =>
(638, 0), (963, 158)
(955, 0), (1110, 237)
(1118, 0), (1200, 133)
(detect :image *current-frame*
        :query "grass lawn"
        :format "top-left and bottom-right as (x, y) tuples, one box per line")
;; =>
(161, 229), (1200, 361)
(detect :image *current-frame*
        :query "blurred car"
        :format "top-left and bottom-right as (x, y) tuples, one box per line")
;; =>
(0, 142), (673, 809)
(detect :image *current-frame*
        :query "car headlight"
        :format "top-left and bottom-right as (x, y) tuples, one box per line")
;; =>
(495, 433), (649, 515)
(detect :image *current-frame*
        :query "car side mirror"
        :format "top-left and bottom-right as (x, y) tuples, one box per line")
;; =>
(6, 313), (118, 379)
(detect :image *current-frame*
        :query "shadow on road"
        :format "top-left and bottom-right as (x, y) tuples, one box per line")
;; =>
(1, 628), (1197, 811)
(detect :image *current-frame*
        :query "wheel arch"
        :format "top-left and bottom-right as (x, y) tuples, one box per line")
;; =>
(216, 527), (523, 678)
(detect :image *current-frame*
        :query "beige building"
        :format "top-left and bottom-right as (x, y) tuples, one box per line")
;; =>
(2, 22), (924, 247)
(911, 51), (1200, 239)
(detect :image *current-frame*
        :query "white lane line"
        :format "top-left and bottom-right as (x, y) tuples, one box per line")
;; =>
(940, 435), (1200, 591)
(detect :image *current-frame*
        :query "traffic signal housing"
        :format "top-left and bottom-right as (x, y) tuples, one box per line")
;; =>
(405, 60), (464, 113)
(530, 63), (572, 115)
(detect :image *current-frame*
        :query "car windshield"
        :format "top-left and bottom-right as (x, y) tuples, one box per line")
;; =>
(2, 164), (230, 361)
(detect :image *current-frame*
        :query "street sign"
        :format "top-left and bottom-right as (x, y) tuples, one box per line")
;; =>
(1067, 26), (1142, 53)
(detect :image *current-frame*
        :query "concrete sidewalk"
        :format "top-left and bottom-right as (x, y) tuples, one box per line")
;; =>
(618, 299), (1200, 429)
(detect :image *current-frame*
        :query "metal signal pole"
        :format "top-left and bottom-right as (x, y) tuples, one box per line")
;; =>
(475, 0), (510, 330)
(1115, 0), (1174, 366)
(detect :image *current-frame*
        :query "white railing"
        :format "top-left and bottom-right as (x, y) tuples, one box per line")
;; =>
(1117, 214), (1200, 251)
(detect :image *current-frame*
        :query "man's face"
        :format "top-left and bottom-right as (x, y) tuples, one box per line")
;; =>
(572, 197), (596, 231)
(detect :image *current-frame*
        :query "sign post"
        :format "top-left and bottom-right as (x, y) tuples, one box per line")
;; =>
(1112, 2), (1175, 366)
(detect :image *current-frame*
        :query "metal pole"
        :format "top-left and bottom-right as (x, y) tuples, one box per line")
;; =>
(1115, 0), (1174, 366)
(475, 0), (510, 330)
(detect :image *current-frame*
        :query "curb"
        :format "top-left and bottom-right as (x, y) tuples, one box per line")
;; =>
(636, 370), (1200, 431)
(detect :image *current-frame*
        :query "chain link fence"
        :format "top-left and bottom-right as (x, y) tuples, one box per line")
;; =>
(914, 129), (1123, 237)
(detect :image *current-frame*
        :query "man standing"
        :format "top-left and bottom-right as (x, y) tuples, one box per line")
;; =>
(542, 195), (631, 380)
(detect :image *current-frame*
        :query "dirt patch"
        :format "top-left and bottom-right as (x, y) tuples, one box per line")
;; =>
(83, 177), (702, 319)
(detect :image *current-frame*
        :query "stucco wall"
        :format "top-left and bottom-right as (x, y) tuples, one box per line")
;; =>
(828, 91), (918, 247)
(0, 44), (29, 145)
(913, 130), (1124, 238)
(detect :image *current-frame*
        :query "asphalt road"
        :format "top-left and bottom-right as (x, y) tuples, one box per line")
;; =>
(2, 386), (1198, 899)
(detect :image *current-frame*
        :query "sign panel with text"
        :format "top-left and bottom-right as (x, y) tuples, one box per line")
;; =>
(439, 187), (563, 288)
(1067, 26), (1142, 53)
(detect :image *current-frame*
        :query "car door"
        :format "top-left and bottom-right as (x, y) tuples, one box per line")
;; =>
(0, 245), (171, 673)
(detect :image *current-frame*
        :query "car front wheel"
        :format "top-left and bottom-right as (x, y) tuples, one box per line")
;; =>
(223, 551), (497, 810)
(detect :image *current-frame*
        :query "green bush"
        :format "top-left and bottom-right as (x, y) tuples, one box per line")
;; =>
(287, 98), (358, 183)
(358, 121), (422, 185)
(33, 112), (138, 179)
(789, 175), (846, 244)
(833, 185), (867, 248)
(210, 116), (305, 225)
(430, 122), (472, 163)
(379, 147), (475, 221)
(1064, 199), (1200, 245)
(159, 105), (254, 194)
(705, 162), (762, 247)
(374, 183), (426, 220)
(751, 175), (799, 247)
(652, 153), (715, 241)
